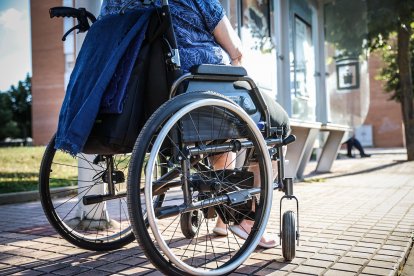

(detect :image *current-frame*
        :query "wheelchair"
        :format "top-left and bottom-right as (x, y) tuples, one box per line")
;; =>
(38, 1), (299, 275)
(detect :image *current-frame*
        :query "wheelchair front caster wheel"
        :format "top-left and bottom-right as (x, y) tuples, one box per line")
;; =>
(281, 210), (296, 261)
(180, 210), (203, 239)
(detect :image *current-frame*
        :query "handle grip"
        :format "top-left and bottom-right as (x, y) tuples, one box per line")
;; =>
(283, 134), (296, 146)
(49, 7), (80, 19)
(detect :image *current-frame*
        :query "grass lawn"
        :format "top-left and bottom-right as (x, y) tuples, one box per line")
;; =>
(0, 147), (77, 194)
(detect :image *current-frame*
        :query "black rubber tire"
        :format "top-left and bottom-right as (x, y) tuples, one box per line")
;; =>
(128, 91), (272, 275)
(39, 135), (135, 251)
(281, 210), (296, 261)
(180, 210), (203, 239)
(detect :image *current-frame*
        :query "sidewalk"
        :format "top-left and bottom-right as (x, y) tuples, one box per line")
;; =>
(0, 149), (413, 275)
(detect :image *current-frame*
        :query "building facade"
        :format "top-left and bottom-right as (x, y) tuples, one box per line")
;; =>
(30, 0), (404, 147)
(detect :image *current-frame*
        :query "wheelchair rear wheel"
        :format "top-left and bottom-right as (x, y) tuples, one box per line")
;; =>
(39, 135), (134, 251)
(128, 91), (273, 275)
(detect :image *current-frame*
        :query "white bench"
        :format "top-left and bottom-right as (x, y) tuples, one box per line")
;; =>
(285, 120), (351, 179)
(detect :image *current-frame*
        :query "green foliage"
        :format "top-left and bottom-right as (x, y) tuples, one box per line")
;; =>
(376, 31), (414, 103)
(0, 74), (32, 141)
(0, 93), (19, 140)
(366, 0), (414, 48)
(368, 0), (414, 103)
(324, 0), (368, 58)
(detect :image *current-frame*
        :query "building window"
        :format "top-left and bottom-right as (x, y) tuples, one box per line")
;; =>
(289, 10), (316, 122)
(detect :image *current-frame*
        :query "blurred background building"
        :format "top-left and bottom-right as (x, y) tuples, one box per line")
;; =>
(29, 0), (404, 148)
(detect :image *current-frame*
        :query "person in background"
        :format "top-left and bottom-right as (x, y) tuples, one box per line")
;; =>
(346, 135), (371, 158)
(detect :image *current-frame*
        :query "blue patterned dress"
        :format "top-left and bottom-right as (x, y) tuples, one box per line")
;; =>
(100, 0), (230, 72)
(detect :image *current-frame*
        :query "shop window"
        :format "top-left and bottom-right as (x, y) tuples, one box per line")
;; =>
(289, 11), (316, 122)
(221, 1), (276, 93)
(240, 0), (276, 92)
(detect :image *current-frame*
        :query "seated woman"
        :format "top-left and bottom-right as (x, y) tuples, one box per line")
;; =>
(100, 0), (290, 249)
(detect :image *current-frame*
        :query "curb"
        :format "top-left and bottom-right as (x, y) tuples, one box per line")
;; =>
(400, 234), (414, 276)
(0, 187), (76, 205)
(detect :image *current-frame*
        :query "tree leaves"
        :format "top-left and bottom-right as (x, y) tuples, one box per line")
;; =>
(0, 74), (31, 141)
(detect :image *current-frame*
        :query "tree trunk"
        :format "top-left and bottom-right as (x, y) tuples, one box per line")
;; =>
(397, 23), (414, 160)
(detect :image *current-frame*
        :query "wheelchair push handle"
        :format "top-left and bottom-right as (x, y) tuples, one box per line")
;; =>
(49, 7), (96, 41)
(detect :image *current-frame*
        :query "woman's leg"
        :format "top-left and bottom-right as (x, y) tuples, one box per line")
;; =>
(211, 153), (236, 235)
(230, 146), (286, 248)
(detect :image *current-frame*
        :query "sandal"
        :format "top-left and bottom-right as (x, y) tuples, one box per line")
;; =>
(212, 226), (228, 236)
(229, 224), (277, 249)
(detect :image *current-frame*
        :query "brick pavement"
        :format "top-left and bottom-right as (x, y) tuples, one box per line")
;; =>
(0, 150), (413, 275)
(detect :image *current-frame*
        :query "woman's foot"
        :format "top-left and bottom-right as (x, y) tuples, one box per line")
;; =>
(213, 218), (228, 236)
(229, 220), (276, 249)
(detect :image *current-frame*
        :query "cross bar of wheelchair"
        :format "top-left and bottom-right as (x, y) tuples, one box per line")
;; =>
(155, 187), (262, 219)
(187, 138), (283, 156)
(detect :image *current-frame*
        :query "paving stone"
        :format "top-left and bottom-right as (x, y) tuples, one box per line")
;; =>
(77, 260), (108, 269)
(96, 263), (131, 273)
(352, 246), (378, 254)
(266, 269), (291, 276)
(345, 251), (373, 259)
(33, 262), (70, 273)
(376, 249), (405, 258)
(302, 258), (333, 268)
(77, 270), (111, 276)
(384, 240), (410, 247)
(331, 262), (361, 273)
(301, 241), (327, 248)
(117, 266), (153, 275)
(338, 256), (367, 266)
(35, 252), (67, 261)
(144, 271), (165, 276)
(311, 253), (340, 262)
(98, 253), (127, 263)
(294, 250), (315, 259)
(361, 266), (395, 275)
(293, 265), (326, 275)
(372, 254), (401, 263)
(355, 242), (381, 249)
(366, 259), (397, 269)
(10, 269), (45, 276)
(360, 237), (384, 245)
(52, 265), (90, 275)
(326, 243), (352, 251)
(250, 266), (274, 275)
(381, 244), (406, 251)
(234, 264), (260, 274)
(0, 265), (25, 275)
(318, 248), (346, 256)
(118, 257), (147, 266)
(324, 270), (356, 276)
(0, 256), (37, 266)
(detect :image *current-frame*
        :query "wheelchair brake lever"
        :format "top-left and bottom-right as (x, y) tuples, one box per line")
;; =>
(283, 135), (296, 146)
(62, 25), (79, 41)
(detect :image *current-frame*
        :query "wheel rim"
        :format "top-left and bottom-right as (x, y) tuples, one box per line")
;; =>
(144, 99), (273, 275)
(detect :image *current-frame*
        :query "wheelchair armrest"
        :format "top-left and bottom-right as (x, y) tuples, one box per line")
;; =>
(190, 64), (247, 77)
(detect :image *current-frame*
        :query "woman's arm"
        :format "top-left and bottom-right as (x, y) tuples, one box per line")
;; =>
(213, 16), (243, 66)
